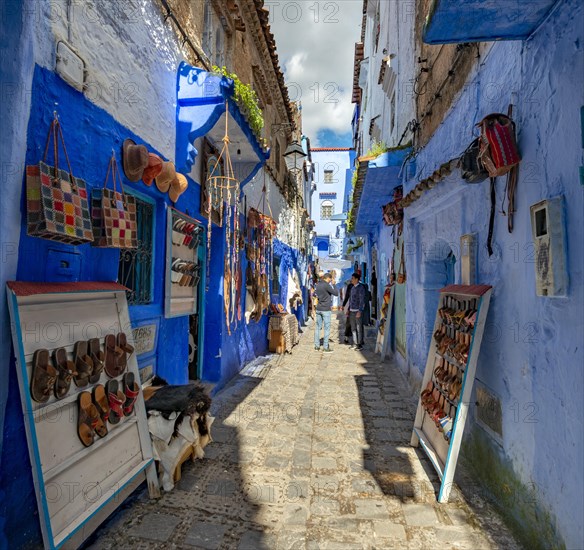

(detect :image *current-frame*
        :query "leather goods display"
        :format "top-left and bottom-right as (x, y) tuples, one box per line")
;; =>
(26, 114), (94, 245)
(411, 285), (492, 503)
(92, 153), (138, 249)
(460, 138), (489, 183)
(382, 185), (404, 226)
(397, 242), (407, 284)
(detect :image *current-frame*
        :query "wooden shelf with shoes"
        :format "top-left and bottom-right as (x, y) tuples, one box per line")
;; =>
(410, 284), (492, 503)
(6, 281), (160, 550)
(165, 207), (205, 318)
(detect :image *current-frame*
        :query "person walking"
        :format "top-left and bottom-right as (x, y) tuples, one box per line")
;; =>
(342, 280), (354, 344)
(348, 272), (366, 351)
(314, 272), (338, 352)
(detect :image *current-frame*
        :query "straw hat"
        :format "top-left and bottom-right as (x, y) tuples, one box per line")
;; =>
(155, 161), (176, 193)
(122, 139), (149, 182)
(169, 173), (188, 203)
(142, 153), (163, 186)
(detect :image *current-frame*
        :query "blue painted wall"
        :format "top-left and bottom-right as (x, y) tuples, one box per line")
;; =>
(0, 62), (279, 546)
(401, 1), (583, 546)
(0, 0), (46, 545)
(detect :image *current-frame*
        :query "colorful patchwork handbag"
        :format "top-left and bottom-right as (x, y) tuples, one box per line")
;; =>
(91, 153), (137, 249)
(477, 113), (520, 177)
(26, 115), (94, 244)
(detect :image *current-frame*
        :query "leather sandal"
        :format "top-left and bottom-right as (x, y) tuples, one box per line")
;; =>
(73, 341), (93, 387)
(116, 333), (134, 373)
(77, 391), (100, 446)
(92, 384), (110, 426)
(30, 349), (58, 403)
(88, 338), (105, 384)
(122, 372), (140, 416)
(105, 379), (125, 425)
(53, 348), (76, 400)
(104, 334), (123, 377)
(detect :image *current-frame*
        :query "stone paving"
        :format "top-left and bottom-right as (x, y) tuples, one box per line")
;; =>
(87, 314), (522, 550)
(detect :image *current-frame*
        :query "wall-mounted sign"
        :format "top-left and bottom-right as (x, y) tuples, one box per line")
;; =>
(319, 192), (337, 199)
(132, 323), (157, 356)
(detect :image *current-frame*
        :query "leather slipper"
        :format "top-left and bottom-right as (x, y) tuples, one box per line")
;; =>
(77, 391), (99, 447)
(73, 341), (93, 387)
(92, 384), (110, 426)
(106, 379), (125, 425)
(88, 338), (105, 384)
(116, 333), (134, 374)
(122, 372), (140, 416)
(104, 334), (123, 378)
(30, 349), (58, 403)
(53, 347), (76, 400)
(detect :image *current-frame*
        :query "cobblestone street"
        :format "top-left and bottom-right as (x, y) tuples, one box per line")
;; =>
(88, 314), (521, 550)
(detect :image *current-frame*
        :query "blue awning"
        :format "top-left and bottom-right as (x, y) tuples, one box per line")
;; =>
(176, 62), (269, 187)
(354, 147), (411, 235)
(423, 0), (561, 44)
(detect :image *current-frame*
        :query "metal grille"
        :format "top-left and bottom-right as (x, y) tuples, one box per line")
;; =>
(118, 196), (154, 306)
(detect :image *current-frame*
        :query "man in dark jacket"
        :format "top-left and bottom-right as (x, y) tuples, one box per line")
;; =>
(348, 272), (366, 350)
(314, 272), (339, 352)
(342, 281), (353, 344)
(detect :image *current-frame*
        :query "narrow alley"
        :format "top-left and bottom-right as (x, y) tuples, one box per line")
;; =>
(1, 1), (582, 548)
(87, 316), (520, 550)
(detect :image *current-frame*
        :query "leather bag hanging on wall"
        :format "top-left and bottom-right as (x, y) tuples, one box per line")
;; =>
(26, 115), (94, 245)
(382, 186), (404, 226)
(477, 113), (520, 177)
(91, 153), (138, 249)
(397, 242), (407, 284)
(460, 138), (489, 183)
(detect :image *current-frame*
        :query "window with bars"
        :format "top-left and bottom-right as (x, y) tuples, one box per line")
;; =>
(321, 200), (334, 220)
(118, 194), (154, 306)
(324, 169), (334, 183)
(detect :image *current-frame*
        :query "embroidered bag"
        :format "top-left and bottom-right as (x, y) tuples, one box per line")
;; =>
(477, 113), (520, 177)
(26, 115), (94, 244)
(92, 153), (137, 248)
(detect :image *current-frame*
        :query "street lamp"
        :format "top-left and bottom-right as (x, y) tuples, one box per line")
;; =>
(283, 140), (307, 174)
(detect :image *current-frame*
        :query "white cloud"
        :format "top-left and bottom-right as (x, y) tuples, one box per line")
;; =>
(268, 0), (363, 146)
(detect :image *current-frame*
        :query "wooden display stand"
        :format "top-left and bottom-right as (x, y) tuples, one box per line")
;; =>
(165, 207), (204, 318)
(410, 284), (492, 502)
(6, 282), (159, 550)
(375, 284), (395, 359)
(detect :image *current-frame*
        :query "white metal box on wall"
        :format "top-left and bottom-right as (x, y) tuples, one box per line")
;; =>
(530, 196), (568, 297)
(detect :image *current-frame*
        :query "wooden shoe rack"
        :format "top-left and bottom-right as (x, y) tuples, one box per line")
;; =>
(6, 282), (159, 550)
(165, 207), (204, 318)
(410, 284), (492, 503)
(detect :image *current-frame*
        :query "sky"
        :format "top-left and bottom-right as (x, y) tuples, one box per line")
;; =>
(268, 1), (363, 148)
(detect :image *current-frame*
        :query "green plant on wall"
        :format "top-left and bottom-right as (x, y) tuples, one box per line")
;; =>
(365, 140), (389, 158)
(212, 66), (264, 140)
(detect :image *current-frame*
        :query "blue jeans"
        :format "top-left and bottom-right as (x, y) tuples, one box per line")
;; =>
(314, 310), (331, 349)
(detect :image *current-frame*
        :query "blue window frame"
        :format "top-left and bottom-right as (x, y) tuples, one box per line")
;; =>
(118, 193), (155, 305)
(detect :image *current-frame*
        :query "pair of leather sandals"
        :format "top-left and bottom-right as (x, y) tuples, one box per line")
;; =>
(170, 257), (200, 287)
(75, 333), (133, 385)
(77, 373), (139, 446)
(30, 341), (102, 403)
(172, 219), (201, 249)
(104, 333), (134, 378)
